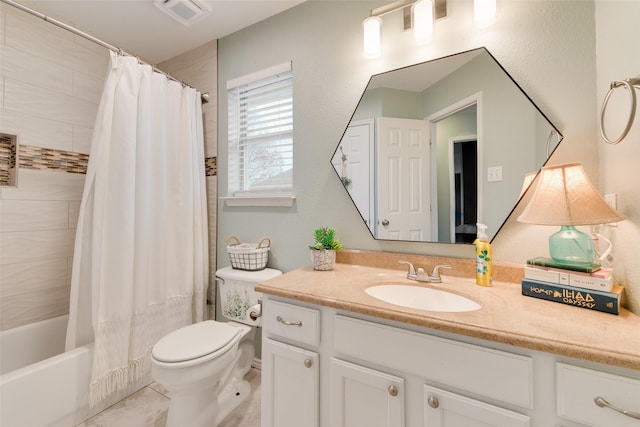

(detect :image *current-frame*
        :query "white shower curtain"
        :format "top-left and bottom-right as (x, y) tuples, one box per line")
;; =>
(66, 52), (208, 406)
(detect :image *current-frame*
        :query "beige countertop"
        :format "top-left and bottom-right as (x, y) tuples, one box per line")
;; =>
(256, 261), (640, 371)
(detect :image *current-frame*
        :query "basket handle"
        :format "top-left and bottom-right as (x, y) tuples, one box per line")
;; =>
(257, 237), (271, 248)
(226, 236), (241, 246)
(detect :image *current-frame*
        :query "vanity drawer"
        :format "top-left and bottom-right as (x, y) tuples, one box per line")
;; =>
(556, 363), (640, 427)
(263, 299), (320, 347)
(334, 315), (533, 409)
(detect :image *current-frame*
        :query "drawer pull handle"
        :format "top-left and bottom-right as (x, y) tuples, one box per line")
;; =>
(276, 315), (302, 327)
(388, 385), (398, 397)
(427, 396), (439, 409)
(304, 359), (313, 368)
(594, 396), (640, 420)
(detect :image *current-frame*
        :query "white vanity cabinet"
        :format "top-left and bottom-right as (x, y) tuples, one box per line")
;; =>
(261, 300), (321, 427)
(261, 296), (640, 427)
(333, 314), (532, 427)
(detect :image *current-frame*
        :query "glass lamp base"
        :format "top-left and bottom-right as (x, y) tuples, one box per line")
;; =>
(549, 225), (597, 266)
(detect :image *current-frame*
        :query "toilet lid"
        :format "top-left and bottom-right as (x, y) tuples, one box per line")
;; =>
(152, 321), (241, 363)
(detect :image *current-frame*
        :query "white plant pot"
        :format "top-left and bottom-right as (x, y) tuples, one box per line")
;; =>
(310, 249), (336, 271)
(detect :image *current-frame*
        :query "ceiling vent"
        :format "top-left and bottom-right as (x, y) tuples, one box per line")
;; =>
(154, 0), (212, 26)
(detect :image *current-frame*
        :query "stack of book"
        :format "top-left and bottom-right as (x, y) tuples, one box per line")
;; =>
(521, 256), (623, 315)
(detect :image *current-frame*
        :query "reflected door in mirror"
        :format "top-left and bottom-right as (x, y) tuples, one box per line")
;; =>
(333, 119), (374, 227)
(376, 117), (431, 241)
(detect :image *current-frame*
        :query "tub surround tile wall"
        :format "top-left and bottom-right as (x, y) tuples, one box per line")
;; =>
(0, 4), (218, 331)
(0, 3), (104, 331)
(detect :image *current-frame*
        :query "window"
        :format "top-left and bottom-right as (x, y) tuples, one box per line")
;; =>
(226, 62), (294, 206)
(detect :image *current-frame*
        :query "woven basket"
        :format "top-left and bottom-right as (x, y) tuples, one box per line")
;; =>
(226, 236), (271, 271)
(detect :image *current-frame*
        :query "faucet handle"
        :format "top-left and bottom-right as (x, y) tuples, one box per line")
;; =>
(429, 265), (452, 283)
(398, 260), (417, 280)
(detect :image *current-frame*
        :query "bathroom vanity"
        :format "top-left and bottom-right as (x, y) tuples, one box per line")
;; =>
(256, 259), (640, 427)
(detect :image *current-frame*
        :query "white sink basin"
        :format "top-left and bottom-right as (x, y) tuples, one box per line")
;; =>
(365, 284), (481, 313)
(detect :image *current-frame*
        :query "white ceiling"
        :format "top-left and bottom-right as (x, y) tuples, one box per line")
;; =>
(367, 49), (483, 93)
(18, 0), (305, 64)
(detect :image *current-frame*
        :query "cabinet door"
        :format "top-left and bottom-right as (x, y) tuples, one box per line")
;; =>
(424, 385), (530, 427)
(331, 358), (405, 427)
(261, 338), (319, 427)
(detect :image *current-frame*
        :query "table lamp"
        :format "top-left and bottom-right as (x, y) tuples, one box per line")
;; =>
(517, 163), (623, 266)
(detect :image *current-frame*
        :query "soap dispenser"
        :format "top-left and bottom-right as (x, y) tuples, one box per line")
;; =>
(474, 223), (492, 286)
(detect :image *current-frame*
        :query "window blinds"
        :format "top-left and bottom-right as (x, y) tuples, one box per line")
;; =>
(228, 62), (293, 195)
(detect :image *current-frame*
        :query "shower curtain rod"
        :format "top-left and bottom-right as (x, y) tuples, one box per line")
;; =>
(1, 0), (210, 104)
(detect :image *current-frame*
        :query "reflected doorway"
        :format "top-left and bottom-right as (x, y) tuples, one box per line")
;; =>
(452, 138), (477, 243)
(428, 99), (480, 243)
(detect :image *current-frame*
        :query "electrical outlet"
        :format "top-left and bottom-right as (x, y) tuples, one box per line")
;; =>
(487, 166), (502, 182)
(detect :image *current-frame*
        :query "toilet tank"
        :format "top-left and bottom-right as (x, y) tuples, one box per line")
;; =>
(216, 266), (282, 326)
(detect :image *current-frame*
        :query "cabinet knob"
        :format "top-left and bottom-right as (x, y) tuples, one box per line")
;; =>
(427, 396), (439, 409)
(304, 359), (313, 368)
(388, 385), (398, 397)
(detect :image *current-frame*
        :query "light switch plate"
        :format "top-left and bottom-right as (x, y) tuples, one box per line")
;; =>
(488, 166), (502, 182)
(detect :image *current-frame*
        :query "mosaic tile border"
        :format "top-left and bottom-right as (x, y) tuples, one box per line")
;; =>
(4, 144), (217, 177)
(19, 145), (89, 174)
(0, 134), (18, 186)
(205, 156), (217, 176)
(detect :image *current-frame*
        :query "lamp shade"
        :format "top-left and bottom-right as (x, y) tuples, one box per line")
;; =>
(518, 163), (623, 226)
(363, 16), (382, 58)
(519, 171), (537, 197)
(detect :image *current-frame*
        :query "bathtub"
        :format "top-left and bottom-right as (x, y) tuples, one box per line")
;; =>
(0, 315), (151, 427)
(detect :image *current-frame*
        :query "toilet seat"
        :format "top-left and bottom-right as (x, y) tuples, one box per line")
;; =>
(152, 321), (242, 364)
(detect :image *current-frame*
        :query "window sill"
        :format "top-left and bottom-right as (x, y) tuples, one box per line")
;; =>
(221, 194), (296, 207)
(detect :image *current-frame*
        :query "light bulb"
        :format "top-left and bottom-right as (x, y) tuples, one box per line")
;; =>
(474, 0), (496, 28)
(363, 16), (382, 58)
(413, 0), (433, 45)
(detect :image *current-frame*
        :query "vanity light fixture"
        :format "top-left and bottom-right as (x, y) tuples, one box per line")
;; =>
(518, 163), (623, 266)
(362, 0), (446, 58)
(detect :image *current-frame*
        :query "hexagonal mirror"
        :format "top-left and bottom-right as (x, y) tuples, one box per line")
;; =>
(332, 47), (562, 244)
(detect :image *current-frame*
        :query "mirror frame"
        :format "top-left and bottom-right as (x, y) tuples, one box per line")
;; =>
(332, 47), (563, 244)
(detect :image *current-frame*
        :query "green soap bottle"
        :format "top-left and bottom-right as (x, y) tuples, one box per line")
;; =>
(474, 223), (492, 287)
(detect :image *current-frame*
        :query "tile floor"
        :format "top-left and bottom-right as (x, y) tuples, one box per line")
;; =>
(76, 369), (261, 427)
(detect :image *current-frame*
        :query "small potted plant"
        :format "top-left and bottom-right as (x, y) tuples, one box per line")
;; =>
(309, 226), (342, 271)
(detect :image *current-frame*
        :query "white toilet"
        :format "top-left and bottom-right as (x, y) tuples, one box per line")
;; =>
(151, 266), (282, 427)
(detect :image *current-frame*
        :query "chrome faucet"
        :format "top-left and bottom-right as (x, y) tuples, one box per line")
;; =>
(429, 264), (453, 283)
(398, 260), (452, 283)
